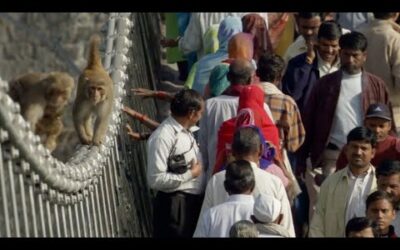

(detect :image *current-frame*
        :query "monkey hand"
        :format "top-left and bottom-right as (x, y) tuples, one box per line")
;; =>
(131, 88), (155, 99)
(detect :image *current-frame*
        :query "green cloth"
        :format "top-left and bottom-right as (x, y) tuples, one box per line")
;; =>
(165, 13), (185, 63)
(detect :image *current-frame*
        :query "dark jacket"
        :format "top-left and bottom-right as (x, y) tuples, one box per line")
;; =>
(297, 69), (393, 174)
(282, 52), (319, 114)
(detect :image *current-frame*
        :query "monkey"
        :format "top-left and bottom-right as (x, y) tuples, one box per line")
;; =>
(73, 34), (114, 146)
(35, 112), (64, 151)
(8, 71), (75, 151)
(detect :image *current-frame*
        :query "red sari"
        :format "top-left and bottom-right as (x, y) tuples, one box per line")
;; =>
(213, 84), (281, 174)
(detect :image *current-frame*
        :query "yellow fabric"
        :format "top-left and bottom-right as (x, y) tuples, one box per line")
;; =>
(275, 14), (295, 57)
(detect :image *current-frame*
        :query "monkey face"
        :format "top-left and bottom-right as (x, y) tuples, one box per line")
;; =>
(88, 84), (106, 104)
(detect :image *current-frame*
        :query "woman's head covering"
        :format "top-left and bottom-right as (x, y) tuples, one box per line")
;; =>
(242, 14), (273, 62)
(209, 63), (230, 97)
(228, 32), (254, 62)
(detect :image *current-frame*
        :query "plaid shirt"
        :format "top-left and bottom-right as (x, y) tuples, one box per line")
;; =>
(260, 82), (305, 152)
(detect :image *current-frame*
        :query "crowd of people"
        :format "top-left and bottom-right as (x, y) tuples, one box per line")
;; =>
(123, 12), (400, 238)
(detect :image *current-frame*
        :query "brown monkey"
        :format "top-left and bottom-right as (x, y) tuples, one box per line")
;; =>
(9, 71), (74, 151)
(73, 35), (114, 146)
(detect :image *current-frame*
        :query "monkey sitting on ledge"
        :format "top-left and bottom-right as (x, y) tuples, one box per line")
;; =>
(73, 35), (114, 146)
(9, 71), (75, 152)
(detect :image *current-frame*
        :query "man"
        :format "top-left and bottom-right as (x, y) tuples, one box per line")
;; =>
(345, 217), (376, 238)
(336, 103), (400, 170)
(282, 21), (342, 114)
(376, 160), (400, 236)
(193, 160), (255, 237)
(198, 126), (295, 237)
(297, 32), (392, 222)
(146, 89), (205, 238)
(283, 13), (322, 64)
(359, 13), (400, 131)
(198, 59), (273, 181)
(366, 190), (397, 238)
(309, 126), (378, 237)
(251, 193), (291, 237)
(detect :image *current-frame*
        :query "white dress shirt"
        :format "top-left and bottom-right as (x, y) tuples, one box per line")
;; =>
(345, 166), (375, 224)
(146, 116), (206, 194)
(197, 161), (295, 237)
(317, 52), (341, 78)
(193, 194), (254, 237)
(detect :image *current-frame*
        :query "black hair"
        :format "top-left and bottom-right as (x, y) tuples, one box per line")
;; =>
(373, 13), (397, 20)
(347, 126), (377, 148)
(345, 217), (375, 237)
(224, 160), (255, 194)
(376, 160), (400, 178)
(232, 126), (261, 158)
(298, 12), (323, 20)
(339, 32), (368, 52)
(318, 21), (342, 40)
(256, 53), (285, 82)
(170, 88), (203, 117)
(366, 190), (396, 210)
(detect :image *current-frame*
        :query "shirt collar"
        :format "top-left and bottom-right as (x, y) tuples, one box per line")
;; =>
(316, 51), (340, 68)
(342, 164), (374, 180)
(168, 115), (199, 134)
(228, 194), (255, 203)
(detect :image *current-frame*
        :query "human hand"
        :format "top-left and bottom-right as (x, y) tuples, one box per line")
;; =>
(131, 88), (156, 99)
(125, 124), (141, 140)
(190, 159), (202, 178)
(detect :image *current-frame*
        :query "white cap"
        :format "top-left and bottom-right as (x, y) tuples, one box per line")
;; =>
(253, 193), (281, 223)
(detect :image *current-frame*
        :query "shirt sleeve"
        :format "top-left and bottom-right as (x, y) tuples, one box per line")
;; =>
(146, 134), (193, 191)
(275, 178), (296, 237)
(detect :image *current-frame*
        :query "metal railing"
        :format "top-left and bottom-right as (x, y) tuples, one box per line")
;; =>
(0, 12), (161, 237)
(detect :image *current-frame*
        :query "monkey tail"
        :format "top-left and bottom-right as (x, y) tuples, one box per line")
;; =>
(86, 34), (103, 70)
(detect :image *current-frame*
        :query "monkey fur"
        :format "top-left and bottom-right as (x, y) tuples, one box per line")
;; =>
(73, 35), (114, 146)
(9, 71), (74, 152)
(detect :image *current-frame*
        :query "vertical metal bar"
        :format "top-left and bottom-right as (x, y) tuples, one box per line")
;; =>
(37, 193), (46, 237)
(45, 199), (54, 237)
(7, 156), (20, 236)
(93, 184), (104, 237)
(98, 177), (111, 236)
(104, 159), (115, 236)
(73, 202), (81, 237)
(28, 185), (38, 237)
(53, 203), (61, 237)
(0, 145), (11, 237)
(89, 189), (99, 237)
(60, 205), (68, 237)
(18, 173), (30, 237)
(78, 200), (87, 237)
(67, 204), (74, 237)
(84, 195), (93, 237)
(107, 154), (119, 236)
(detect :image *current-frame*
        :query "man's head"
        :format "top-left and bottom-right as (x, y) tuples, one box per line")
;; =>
(297, 12), (322, 43)
(345, 217), (376, 238)
(229, 220), (259, 238)
(373, 13), (399, 21)
(256, 53), (285, 85)
(345, 126), (377, 169)
(251, 193), (282, 225)
(316, 21), (342, 64)
(232, 126), (262, 162)
(366, 190), (396, 235)
(376, 160), (400, 207)
(364, 103), (392, 142)
(224, 160), (255, 195)
(170, 88), (204, 126)
(339, 32), (368, 74)
(227, 58), (255, 85)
